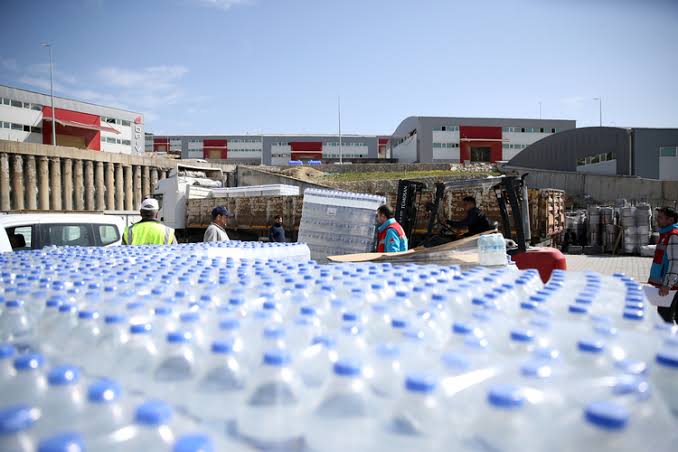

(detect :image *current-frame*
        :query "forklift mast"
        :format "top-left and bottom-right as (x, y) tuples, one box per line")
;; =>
(396, 175), (530, 253)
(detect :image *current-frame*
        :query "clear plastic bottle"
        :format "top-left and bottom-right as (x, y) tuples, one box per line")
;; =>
(36, 431), (85, 452)
(0, 344), (16, 384)
(0, 404), (39, 452)
(113, 323), (159, 391)
(152, 331), (201, 404)
(652, 348), (678, 416)
(35, 365), (86, 438)
(306, 359), (380, 452)
(96, 400), (177, 451)
(79, 378), (128, 442)
(237, 349), (305, 447)
(0, 300), (32, 343)
(382, 373), (446, 452)
(4, 353), (48, 406)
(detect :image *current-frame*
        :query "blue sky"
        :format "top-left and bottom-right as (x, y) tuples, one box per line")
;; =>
(1, 0), (677, 135)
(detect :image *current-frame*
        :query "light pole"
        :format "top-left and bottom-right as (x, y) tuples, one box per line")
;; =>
(42, 43), (56, 147)
(538, 101), (542, 120)
(338, 96), (342, 164)
(593, 97), (602, 127)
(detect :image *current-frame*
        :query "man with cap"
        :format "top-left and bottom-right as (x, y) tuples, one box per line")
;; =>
(123, 198), (177, 245)
(204, 206), (231, 242)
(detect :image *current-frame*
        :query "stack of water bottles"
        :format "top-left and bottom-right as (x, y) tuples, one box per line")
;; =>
(298, 189), (386, 260)
(1, 242), (677, 451)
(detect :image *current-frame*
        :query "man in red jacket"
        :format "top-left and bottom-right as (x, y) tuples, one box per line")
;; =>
(649, 207), (678, 323)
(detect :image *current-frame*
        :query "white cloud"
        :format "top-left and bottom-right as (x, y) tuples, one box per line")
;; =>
(193, 0), (251, 11)
(98, 66), (188, 91)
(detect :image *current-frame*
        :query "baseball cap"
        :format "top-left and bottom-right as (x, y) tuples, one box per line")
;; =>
(212, 206), (232, 218)
(139, 198), (160, 211)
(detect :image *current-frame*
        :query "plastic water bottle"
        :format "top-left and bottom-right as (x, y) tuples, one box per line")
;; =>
(306, 359), (380, 452)
(95, 400), (176, 451)
(63, 310), (101, 363)
(152, 331), (200, 404)
(369, 343), (403, 405)
(4, 354), (48, 406)
(113, 323), (159, 390)
(479, 233), (507, 267)
(382, 373), (446, 451)
(35, 365), (86, 438)
(79, 378), (128, 441)
(173, 433), (214, 452)
(237, 349), (305, 447)
(0, 344), (16, 384)
(652, 348), (678, 416)
(188, 339), (247, 427)
(0, 404), (39, 452)
(88, 314), (129, 376)
(297, 335), (338, 398)
(0, 300), (32, 344)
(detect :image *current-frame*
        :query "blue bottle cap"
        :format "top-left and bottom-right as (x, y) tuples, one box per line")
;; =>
(38, 431), (85, 452)
(167, 331), (192, 343)
(405, 373), (437, 393)
(77, 310), (98, 319)
(179, 312), (200, 323)
(48, 365), (80, 386)
(104, 314), (126, 324)
(87, 379), (122, 403)
(528, 295), (546, 304)
(58, 304), (76, 313)
(0, 404), (37, 434)
(14, 353), (45, 371)
(311, 335), (336, 348)
(375, 343), (400, 358)
(487, 384), (525, 409)
(520, 360), (552, 378)
(263, 349), (291, 367)
(568, 304), (588, 314)
(211, 339), (235, 354)
(333, 359), (362, 377)
(533, 346), (560, 361)
(577, 338), (605, 354)
(614, 359), (647, 376)
(173, 434), (214, 452)
(263, 326), (285, 339)
(584, 400), (629, 430)
(622, 309), (644, 321)
(342, 312), (358, 322)
(0, 344), (16, 360)
(452, 322), (473, 335)
(510, 329), (535, 342)
(135, 400), (173, 426)
(656, 349), (678, 368)
(218, 318), (240, 330)
(130, 323), (152, 334)
(441, 351), (471, 372)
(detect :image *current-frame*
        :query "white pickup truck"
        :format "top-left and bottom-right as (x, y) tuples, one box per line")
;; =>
(0, 213), (125, 252)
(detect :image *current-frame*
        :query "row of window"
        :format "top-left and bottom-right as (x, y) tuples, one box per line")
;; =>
(503, 127), (558, 134)
(502, 144), (528, 150)
(325, 142), (367, 147)
(101, 116), (132, 127)
(230, 138), (261, 144)
(101, 136), (132, 146)
(576, 152), (616, 166)
(0, 121), (41, 133)
(432, 142), (460, 148)
(228, 149), (259, 153)
(659, 146), (678, 157)
(432, 126), (459, 132)
(1, 97), (42, 111)
(325, 153), (365, 158)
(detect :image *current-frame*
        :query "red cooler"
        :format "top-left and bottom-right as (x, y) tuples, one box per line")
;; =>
(512, 248), (567, 283)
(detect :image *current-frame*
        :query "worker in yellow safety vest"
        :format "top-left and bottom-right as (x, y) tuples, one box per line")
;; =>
(123, 198), (177, 245)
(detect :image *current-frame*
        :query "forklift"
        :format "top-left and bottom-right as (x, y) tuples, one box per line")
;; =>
(394, 175), (566, 281)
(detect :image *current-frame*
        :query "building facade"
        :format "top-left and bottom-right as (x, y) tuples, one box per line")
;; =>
(145, 133), (389, 165)
(0, 85), (144, 154)
(389, 116), (576, 163)
(507, 127), (678, 181)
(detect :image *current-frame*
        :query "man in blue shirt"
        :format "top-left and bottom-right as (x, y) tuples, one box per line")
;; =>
(376, 205), (408, 253)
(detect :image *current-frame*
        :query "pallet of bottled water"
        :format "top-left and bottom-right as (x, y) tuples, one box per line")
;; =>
(298, 189), (385, 260)
(1, 244), (677, 451)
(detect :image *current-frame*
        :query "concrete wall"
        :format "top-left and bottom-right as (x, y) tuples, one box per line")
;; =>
(0, 140), (221, 213)
(504, 165), (678, 206)
(235, 166), (332, 191)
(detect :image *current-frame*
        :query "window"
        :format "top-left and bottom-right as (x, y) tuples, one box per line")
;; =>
(551, 128), (557, 133)
(11, 123), (22, 130)
(23, 125), (30, 132)
(660, 146), (677, 157)
(122, 139), (131, 146)
(31, 126), (41, 133)
(6, 226), (33, 250)
(98, 225), (120, 246)
(41, 224), (94, 247)
(105, 117), (116, 124)
(30, 104), (42, 111)
(10, 100), (22, 108)
(521, 128), (526, 133)
(120, 120), (131, 127)
(1, 98), (9, 105)
(1, 122), (8, 129)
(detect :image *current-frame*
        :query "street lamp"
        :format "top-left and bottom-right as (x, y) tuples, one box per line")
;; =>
(338, 96), (342, 164)
(593, 97), (602, 127)
(42, 43), (56, 147)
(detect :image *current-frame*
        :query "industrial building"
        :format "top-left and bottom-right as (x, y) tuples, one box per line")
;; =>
(507, 127), (678, 181)
(0, 85), (144, 154)
(146, 133), (389, 164)
(389, 116), (576, 164)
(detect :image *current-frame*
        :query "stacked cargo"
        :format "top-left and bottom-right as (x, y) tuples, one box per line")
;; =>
(297, 188), (385, 260)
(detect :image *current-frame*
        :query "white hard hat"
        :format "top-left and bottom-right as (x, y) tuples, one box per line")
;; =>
(139, 198), (159, 211)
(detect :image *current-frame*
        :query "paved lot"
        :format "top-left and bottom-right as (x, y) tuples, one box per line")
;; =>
(565, 254), (652, 282)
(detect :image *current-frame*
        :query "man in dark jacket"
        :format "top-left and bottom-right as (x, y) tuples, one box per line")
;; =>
(269, 215), (286, 242)
(447, 196), (493, 237)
